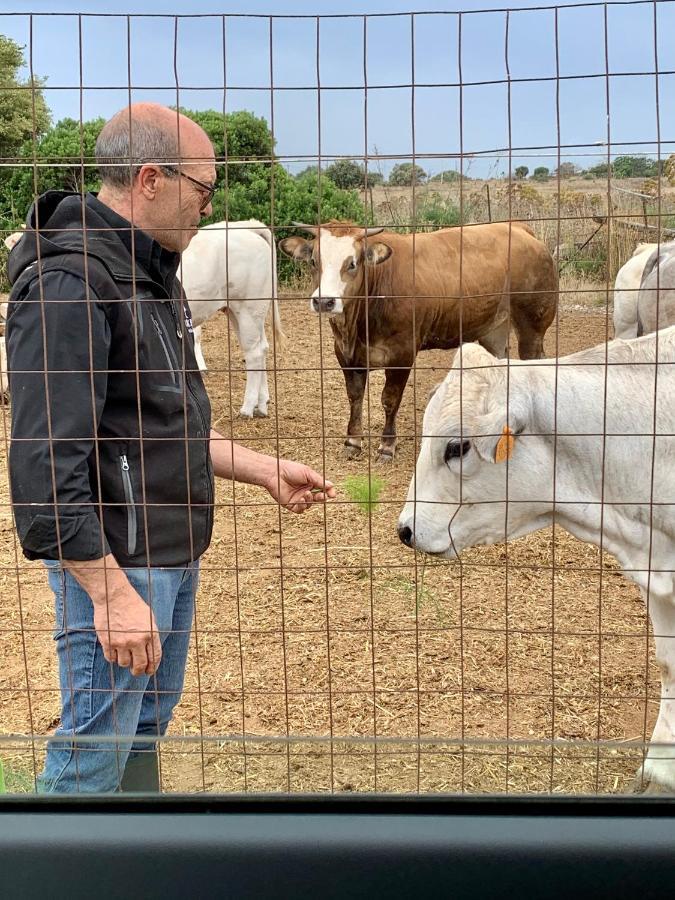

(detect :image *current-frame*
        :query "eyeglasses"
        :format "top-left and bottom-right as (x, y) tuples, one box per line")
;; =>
(161, 166), (217, 212)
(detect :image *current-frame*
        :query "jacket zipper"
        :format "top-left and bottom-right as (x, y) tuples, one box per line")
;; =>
(119, 454), (138, 557)
(150, 312), (180, 386)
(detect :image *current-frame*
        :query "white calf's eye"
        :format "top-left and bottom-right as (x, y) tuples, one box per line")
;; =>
(444, 439), (471, 464)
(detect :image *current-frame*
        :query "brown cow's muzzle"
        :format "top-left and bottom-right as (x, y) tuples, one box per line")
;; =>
(311, 296), (338, 313)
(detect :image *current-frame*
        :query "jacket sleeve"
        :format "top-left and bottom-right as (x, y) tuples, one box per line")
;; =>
(6, 269), (112, 561)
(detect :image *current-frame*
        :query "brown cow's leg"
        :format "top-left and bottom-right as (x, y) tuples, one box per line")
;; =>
(479, 318), (510, 359)
(343, 367), (368, 458)
(378, 366), (411, 463)
(512, 284), (557, 359)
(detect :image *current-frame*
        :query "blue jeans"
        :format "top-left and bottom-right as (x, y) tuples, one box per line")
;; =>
(38, 562), (198, 794)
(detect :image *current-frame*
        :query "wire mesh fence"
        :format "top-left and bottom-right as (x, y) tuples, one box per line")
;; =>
(1, 1), (675, 795)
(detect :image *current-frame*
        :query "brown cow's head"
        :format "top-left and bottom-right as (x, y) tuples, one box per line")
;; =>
(278, 222), (392, 314)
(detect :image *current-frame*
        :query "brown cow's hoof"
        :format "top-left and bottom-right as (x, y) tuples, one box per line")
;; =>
(376, 449), (395, 464)
(344, 443), (362, 460)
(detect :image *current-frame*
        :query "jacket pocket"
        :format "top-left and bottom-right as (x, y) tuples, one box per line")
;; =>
(150, 311), (181, 392)
(119, 454), (138, 557)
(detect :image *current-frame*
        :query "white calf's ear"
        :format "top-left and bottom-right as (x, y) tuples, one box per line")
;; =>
(278, 236), (313, 262)
(365, 242), (392, 266)
(473, 408), (526, 464)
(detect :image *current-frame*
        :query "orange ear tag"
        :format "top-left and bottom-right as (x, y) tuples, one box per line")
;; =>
(494, 425), (515, 463)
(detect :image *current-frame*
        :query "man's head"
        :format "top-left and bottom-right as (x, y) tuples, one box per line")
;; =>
(95, 103), (216, 253)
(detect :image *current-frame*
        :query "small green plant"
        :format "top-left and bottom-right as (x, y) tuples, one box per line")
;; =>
(343, 475), (384, 514)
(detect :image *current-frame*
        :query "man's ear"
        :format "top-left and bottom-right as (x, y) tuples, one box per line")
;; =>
(278, 237), (313, 262)
(136, 164), (163, 200)
(365, 241), (392, 266)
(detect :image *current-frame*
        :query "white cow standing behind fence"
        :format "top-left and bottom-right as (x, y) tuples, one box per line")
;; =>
(613, 241), (675, 339)
(398, 328), (675, 793)
(179, 219), (283, 418)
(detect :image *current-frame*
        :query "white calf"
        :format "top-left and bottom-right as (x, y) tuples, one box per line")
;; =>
(613, 242), (675, 340)
(399, 330), (675, 793)
(179, 220), (283, 418)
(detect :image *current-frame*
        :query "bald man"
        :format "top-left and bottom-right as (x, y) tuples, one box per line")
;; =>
(5, 103), (335, 794)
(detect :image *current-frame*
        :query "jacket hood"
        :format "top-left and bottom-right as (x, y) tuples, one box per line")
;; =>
(7, 191), (169, 288)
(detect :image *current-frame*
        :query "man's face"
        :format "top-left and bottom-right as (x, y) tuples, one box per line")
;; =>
(157, 157), (217, 253)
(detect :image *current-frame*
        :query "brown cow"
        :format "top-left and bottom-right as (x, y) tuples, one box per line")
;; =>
(279, 220), (558, 462)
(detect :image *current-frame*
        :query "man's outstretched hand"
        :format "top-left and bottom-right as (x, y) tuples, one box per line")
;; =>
(263, 459), (337, 513)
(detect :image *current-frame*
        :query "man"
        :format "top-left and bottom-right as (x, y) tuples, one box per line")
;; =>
(5, 103), (335, 793)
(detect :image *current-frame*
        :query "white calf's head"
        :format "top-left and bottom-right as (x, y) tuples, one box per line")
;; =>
(278, 222), (392, 315)
(397, 344), (550, 558)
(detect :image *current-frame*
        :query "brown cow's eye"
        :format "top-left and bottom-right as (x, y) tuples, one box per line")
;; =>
(444, 440), (471, 463)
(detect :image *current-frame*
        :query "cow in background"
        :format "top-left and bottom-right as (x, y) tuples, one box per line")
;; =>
(279, 220), (557, 462)
(613, 242), (675, 339)
(179, 219), (283, 418)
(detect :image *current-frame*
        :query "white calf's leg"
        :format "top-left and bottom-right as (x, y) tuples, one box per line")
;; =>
(236, 311), (266, 418)
(254, 326), (270, 417)
(193, 325), (208, 372)
(639, 592), (675, 792)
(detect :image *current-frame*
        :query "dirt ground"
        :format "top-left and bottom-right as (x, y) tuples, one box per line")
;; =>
(0, 289), (659, 795)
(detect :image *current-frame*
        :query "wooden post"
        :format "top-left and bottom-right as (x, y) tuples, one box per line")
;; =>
(486, 184), (492, 222)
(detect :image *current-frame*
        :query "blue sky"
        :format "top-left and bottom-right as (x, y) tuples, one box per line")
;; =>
(2, 0), (674, 177)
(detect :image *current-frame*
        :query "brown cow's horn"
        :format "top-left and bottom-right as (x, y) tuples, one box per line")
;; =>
(364, 226), (384, 237)
(291, 222), (318, 235)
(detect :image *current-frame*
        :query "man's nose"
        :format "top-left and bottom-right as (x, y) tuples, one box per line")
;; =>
(398, 524), (413, 547)
(311, 296), (336, 313)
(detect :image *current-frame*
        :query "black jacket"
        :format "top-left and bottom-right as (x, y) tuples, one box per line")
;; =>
(6, 191), (214, 567)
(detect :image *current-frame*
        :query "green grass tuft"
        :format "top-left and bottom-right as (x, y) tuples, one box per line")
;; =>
(343, 475), (385, 514)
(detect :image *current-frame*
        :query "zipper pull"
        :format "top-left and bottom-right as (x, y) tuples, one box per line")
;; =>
(120, 455), (130, 471)
(167, 301), (182, 339)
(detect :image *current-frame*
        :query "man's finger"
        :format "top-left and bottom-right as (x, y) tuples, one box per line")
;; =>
(305, 469), (334, 492)
(130, 644), (149, 677)
(146, 633), (162, 675)
(117, 648), (132, 669)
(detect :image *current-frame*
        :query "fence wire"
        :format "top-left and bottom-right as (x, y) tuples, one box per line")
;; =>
(0, 1), (675, 796)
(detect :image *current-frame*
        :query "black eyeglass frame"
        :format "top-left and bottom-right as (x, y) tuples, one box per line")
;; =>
(160, 165), (217, 212)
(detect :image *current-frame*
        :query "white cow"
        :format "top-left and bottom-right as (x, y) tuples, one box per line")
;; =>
(179, 219), (283, 418)
(398, 329), (675, 793)
(613, 242), (675, 340)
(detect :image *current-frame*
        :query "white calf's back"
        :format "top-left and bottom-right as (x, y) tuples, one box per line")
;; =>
(613, 243), (657, 340)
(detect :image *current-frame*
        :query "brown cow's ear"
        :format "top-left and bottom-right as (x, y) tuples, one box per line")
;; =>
(278, 236), (313, 262)
(365, 242), (392, 266)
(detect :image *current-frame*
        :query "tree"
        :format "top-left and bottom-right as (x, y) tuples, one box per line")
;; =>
(295, 165), (318, 180)
(429, 169), (465, 183)
(555, 162), (580, 179)
(179, 108), (275, 188)
(388, 163), (427, 186)
(0, 35), (51, 160)
(1, 117), (104, 228)
(514, 166), (529, 180)
(363, 171), (384, 187)
(532, 166), (550, 182)
(324, 159), (366, 189)
(611, 155), (658, 179)
(586, 161), (610, 178)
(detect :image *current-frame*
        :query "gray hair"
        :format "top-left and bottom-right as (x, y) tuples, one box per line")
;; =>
(95, 117), (180, 188)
